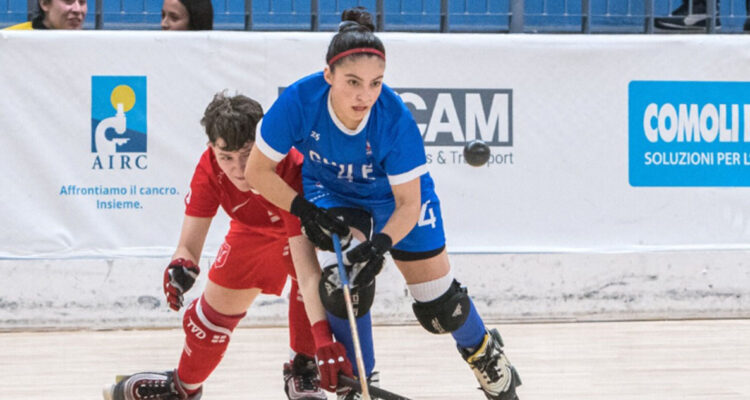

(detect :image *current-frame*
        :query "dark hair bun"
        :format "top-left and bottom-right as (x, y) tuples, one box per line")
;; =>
(340, 6), (375, 32)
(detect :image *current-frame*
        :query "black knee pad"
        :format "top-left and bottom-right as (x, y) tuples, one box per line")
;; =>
(412, 280), (471, 334)
(319, 264), (375, 319)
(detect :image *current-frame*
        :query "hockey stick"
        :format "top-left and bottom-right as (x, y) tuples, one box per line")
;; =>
(331, 234), (413, 400)
(339, 375), (413, 400)
(331, 233), (372, 400)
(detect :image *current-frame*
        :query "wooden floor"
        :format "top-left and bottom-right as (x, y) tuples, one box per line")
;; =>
(1, 319), (748, 400)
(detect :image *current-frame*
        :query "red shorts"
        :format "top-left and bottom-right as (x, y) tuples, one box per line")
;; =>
(207, 221), (296, 295)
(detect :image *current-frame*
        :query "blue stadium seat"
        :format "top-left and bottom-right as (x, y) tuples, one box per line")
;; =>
(382, 0), (442, 32)
(0, 0), (31, 27)
(101, 0), (161, 30)
(251, 0), (311, 31)
(213, 0), (245, 30)
(447, 0), (510, 32)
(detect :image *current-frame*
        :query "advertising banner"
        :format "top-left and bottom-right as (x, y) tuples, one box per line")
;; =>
(1, 32), (749, 258)
(629, 81), (750, 186)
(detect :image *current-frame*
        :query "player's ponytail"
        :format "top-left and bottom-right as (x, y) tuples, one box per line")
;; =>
(326, 6), (385, 70)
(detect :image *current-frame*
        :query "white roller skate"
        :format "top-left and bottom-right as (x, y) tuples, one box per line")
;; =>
(283, 353), (327, 400)
(460, 329), (521, 400)
(103, 369), (201, 400)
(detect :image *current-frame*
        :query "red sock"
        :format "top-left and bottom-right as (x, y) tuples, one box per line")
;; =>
(176, 296), (245, 391)
(288, 278), (315, 357)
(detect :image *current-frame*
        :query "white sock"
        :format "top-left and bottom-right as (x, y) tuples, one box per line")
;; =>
(408, 271), (454, 302)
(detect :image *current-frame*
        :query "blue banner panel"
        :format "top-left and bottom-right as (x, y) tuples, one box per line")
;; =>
(629, 81), (750, 187)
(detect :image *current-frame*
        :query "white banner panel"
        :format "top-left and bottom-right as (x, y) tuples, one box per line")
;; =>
(1, 32), (750, 258)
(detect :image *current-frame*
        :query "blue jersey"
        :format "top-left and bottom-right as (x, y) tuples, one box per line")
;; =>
(257, 71), (434, 204)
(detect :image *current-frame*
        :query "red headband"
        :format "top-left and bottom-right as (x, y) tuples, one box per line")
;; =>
(327, 47), (385, 66)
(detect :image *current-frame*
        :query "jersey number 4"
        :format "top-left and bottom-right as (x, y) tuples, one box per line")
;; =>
(418, 200), (437, 228)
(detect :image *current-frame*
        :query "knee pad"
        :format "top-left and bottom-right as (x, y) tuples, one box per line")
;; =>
(183, 296), (245, 350)
(412, 280), (471, 334)
(319, 264), (375, 319)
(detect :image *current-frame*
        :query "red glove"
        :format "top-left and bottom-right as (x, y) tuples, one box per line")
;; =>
(311, 320), (353, 392)
(163, 258), (200, 311)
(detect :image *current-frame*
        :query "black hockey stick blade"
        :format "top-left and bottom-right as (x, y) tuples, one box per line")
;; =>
(339, 374), (412, 400)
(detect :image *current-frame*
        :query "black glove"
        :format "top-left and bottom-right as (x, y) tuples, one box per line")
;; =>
(344, 232), (392, 287)
(290, 195), (351, 251)
(163, 258), (200, 311)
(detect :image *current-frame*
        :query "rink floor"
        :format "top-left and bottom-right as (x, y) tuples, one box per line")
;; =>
(1, 319), (749, 400)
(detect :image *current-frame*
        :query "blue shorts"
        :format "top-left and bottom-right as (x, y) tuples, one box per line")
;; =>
(303, 178), (446, 255)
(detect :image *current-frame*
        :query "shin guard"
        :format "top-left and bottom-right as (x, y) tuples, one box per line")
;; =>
(177, 296), (245, 388)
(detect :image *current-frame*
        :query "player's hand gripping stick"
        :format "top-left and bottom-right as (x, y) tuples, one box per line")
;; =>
(311, 320), (353, 392)
(344, 232), (392, 288)
(290, 195), (352, 251)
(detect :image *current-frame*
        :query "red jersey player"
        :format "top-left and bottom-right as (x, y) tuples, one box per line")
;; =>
(103, 92), (331, 400)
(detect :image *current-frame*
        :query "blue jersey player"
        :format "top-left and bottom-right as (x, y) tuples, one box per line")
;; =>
(246, 7), (521, 400)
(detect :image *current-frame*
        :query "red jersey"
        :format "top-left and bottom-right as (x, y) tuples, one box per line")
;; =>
(184, 147), (303, 239)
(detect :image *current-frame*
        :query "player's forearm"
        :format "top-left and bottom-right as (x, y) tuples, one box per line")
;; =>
(246, 148), (299, 212)
(257, 171), (299, 212)
(299, 275), (327, 324)
(379, 202), (420, 245)
(172, 215), (211, 263)
(380, 179), (421, 244)
(288, 235), (327, 323)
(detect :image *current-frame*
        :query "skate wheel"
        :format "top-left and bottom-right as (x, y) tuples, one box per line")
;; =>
(102, 384), (115, 400)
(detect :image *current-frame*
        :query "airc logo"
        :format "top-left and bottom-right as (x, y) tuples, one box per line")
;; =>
(629, 81), (750, 186)
(91, 76), (147, 170)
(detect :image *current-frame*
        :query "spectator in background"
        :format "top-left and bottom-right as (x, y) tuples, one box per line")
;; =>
(161, 0), (213, 30)
(655, 0), (750, 31)
(3, 0), (86, 30)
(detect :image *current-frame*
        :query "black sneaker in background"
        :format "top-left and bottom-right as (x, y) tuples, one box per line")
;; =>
(654, 0), (721, 31)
